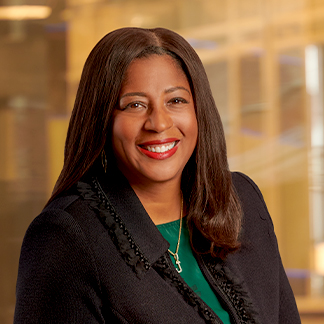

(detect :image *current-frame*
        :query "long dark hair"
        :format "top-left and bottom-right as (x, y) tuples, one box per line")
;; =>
(47, 27), (242, 259)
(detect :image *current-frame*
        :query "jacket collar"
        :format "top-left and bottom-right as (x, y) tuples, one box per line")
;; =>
(77, 168), (170, 278)
(100, 170), (170, 263)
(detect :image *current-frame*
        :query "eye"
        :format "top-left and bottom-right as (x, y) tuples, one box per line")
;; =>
(120, 101), (146, 111)
(128, 102), (143, 109)
(168, 97), (188, 105)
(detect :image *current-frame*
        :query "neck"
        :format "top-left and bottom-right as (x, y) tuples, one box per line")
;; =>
(130, 180), (183, 225)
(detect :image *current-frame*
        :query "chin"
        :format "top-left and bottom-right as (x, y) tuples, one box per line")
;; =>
(141, 169), (182, 184)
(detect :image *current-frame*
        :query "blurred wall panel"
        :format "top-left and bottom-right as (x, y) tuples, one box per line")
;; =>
(0, 108), (16, 181)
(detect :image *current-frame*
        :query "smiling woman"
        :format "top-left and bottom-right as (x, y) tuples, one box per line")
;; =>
(14, 27), (301, 324)
(112, 55), (198, 205)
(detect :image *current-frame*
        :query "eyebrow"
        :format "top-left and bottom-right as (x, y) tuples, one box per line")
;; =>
(120, 86), (190, 99)
(120, 92), (146, 99)
(164, 86), (190, 94)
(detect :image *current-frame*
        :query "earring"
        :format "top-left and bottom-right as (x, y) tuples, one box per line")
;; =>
(101, 150), (107, 173)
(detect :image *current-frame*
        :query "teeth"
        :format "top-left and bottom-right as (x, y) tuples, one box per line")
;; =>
(146, 142), (176, 153)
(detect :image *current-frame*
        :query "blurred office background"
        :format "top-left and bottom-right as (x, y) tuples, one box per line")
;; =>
(1, 0), (324, 322)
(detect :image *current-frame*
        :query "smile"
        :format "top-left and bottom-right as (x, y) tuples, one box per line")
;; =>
(137, 139), (180, 160)
(144, 142), (176, 153)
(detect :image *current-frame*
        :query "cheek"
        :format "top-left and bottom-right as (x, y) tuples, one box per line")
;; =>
(112, 120), (130, 160)
(184, 111), (198, 146)
(112, 117), (134, 146)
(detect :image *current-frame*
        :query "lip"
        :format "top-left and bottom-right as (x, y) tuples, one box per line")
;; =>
(137, 138), (180, 160)
(138, 138), (179, 146)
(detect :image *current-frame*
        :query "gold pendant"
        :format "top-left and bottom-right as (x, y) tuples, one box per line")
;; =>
(174, 253), (182, 273)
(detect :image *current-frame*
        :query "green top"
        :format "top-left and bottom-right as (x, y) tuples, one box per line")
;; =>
(157, 219), (231, 324)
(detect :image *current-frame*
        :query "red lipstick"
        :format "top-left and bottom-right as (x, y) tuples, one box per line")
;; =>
(137, 138), (179, 160)
(139, 138), (179, 146)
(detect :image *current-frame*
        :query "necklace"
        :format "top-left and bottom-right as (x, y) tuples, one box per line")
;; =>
(168, 194), (183, 273)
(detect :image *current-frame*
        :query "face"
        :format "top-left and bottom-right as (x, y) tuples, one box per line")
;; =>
(112, 54), (198, 187)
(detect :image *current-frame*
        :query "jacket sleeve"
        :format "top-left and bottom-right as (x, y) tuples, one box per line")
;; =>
(14, 209), (105, 324)
(246, 175), (301, 324)
(232, 172), (301, 323)
(278, 256), (301, 324)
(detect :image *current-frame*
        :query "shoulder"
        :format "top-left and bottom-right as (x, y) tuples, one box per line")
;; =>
(21, 191), (94, 264)
(231, 171), (277, 255)
(26, 190), (86, 243)
(15, 191), (108, 322)
(16, 188), (104, 300)
(23, 186), (108, 259)
(19, 183), (110, 280)
(232, 171), (266, 206)
(231, 171), (273, 224)
(43, 192), (80, 213)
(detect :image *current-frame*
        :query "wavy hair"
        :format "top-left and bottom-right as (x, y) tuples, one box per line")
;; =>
(47, 27), (242, 259)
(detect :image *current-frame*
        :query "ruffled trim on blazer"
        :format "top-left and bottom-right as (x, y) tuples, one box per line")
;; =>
(77, 177), (150, 279)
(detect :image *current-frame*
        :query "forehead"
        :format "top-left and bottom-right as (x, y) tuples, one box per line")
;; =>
(121, 54), (189, 90)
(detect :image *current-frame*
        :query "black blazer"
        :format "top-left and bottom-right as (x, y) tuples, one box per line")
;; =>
(14, 171), (301, 324)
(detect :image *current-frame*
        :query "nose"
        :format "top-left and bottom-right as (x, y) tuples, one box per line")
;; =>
(144, 104), (173, 133)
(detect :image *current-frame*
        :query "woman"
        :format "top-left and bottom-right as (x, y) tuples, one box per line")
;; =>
(14, 27), (300, 324)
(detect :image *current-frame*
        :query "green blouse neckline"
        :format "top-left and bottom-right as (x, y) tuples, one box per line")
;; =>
(157, 219), (230, 324)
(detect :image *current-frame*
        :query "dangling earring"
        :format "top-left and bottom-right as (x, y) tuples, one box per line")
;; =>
(101, 150), (107, 173)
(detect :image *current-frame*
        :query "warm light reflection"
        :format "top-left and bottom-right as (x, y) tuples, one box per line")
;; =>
(0, 5), (51, 20)
(315, 242), (324, 275)
(305, 45), (319, 96)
